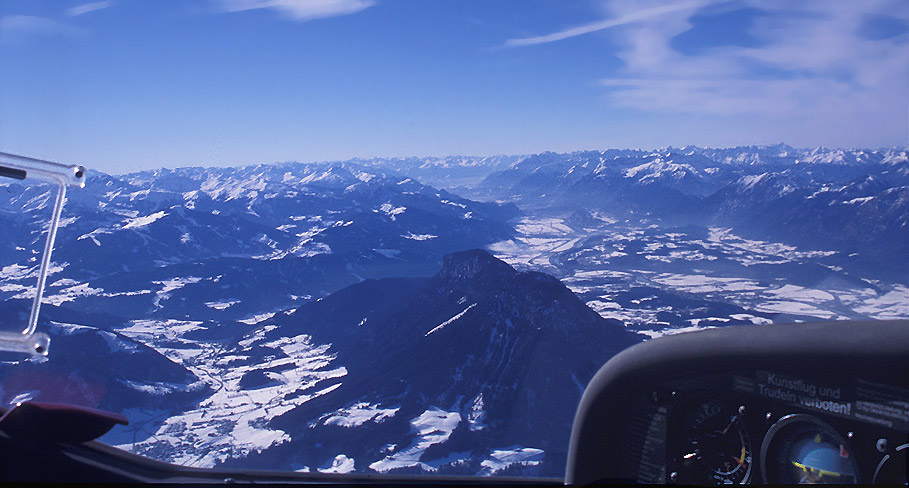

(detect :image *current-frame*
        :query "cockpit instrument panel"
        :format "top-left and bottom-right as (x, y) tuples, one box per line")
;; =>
(566, 320), (909, 485)
(656, 370), (903, 484)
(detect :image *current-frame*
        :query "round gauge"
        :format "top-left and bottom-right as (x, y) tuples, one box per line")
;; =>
(675, 400), (753, 484)
(761, 414), (859, 484)
(873, 443), (907, 484)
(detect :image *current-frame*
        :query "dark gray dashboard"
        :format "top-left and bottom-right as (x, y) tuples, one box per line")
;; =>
(566, 320), (909, 485)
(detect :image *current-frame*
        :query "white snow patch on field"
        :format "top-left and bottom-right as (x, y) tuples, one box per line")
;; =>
(286, 241), (332, 259)
(153, 277), (203, 307)
(238, 312), (275, 325)
(585, 300), (623, 311)
(102, 289), (153, 298)
(441, 199), (466, 208)
(120, 380), (188, 395)
(479, 447), (545, 476)
(0, 283), (30, 298)
(571, 269), (634, 280)
(401, 232), (438, 240)
(2, 264), (32, 280)
(119, 319), (205, 342)
(843, 196), (874, 205)
(122, 211), (167, 229)
(852, 285), (909, 319)
(687, 317), (731, 327)
(705, 228), (835, 263)
(729, 314), (774, 325)
(767, 285), (834, 302)
(754, 301), (837, 319)
(78, 228), (113, 246)
(205, 300), (240, 310)
(237, 325), (277, 348)
(652, 274), (763, 294)
(49, 278), (81, 287)
(490, 218), (582, 269)
(319, 455), (355, 474)
(637, 324), (720, 339)
(378, 203), (406, 219)
(57, 215), (78, 227)
(515, 218), (572, 235)
(43, 282), (103, 305)
(318, 402), (399, 428)
(369, 408), (461, 473)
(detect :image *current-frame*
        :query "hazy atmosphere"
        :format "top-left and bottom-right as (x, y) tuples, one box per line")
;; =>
(2, 0), (907, 173)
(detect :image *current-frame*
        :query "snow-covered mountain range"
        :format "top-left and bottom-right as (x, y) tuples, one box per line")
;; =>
(473, 145), (908, 282)
(1, 161), (518, 322)
(0, 144), (906, 477)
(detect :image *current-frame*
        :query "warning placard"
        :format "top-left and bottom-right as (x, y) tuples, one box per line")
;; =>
(735, 370), (908, 432)
(854, 379), (909, 431)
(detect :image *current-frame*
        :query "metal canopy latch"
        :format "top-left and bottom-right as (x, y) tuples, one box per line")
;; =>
(0, 152), (86, 356)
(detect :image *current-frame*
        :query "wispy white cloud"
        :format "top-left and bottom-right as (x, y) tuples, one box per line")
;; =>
(505, 0), (705, 47)
(514, 0), (909, 145)
(605, 3), (906, 101)
(67, 1), (113, 17)
(220, 0), (374, 21)
(0, 15), (85, 44)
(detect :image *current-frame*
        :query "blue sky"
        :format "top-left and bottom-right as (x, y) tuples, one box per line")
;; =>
(1, 0), (907, 174)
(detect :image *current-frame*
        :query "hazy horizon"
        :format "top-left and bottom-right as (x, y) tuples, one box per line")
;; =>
(74, 142), (903, 177)
(2, 0), (907, 174)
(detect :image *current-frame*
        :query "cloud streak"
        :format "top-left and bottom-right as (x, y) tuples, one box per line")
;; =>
(505, 1), (704, 47)
(66, 1), (113, 17)
(221, 0), (374, 21)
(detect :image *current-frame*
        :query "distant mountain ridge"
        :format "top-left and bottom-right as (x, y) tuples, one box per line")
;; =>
(0, 160), (519, 322)
(467, 145), (908, 282)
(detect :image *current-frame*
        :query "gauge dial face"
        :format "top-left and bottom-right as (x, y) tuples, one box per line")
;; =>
(677, 400), (753, 484)
(761, 415), (859, 484)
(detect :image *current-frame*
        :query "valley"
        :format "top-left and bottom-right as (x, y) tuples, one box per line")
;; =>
(1, 145), (906, 477)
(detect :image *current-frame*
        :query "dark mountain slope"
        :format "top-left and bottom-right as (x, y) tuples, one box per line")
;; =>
(0, 300), (207, 413)
(229, 250), (641, 475)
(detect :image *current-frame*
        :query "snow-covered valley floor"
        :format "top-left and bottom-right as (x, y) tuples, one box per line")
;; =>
(490, 216), (908, 335)
(103, 318), (347, 467)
